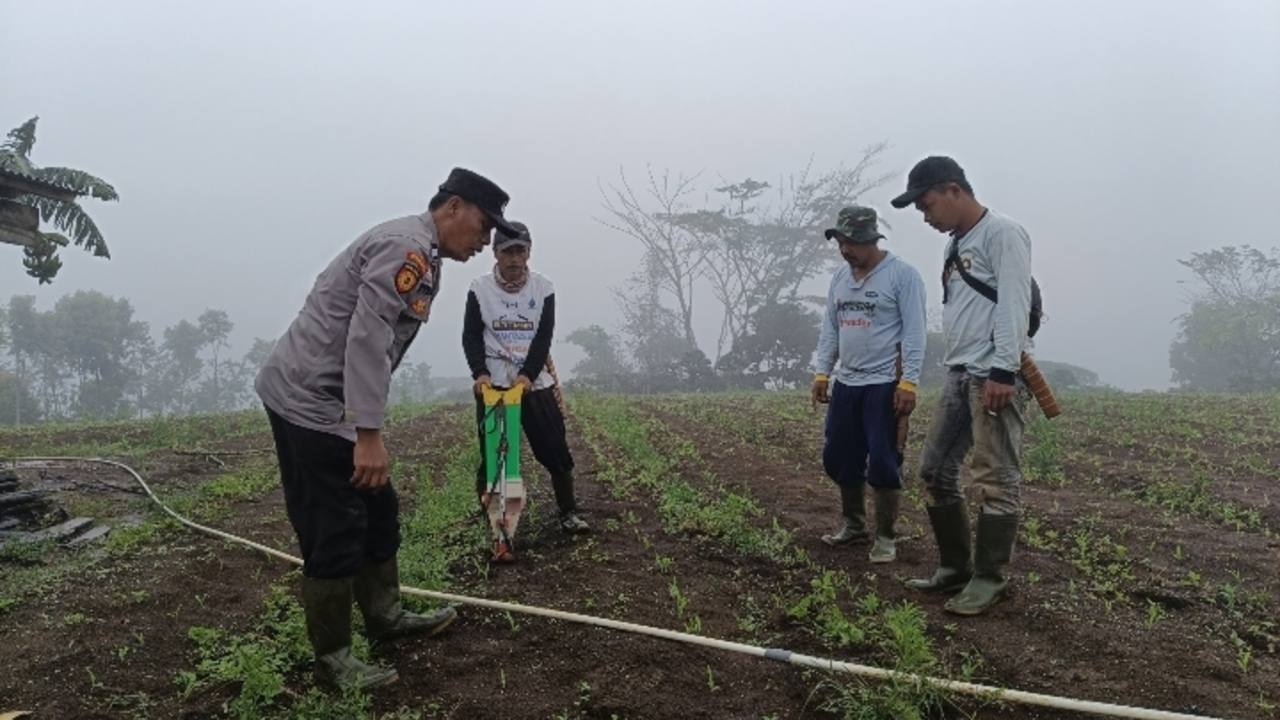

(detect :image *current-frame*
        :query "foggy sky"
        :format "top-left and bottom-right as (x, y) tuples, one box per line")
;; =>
(3, 0), (1278, 390)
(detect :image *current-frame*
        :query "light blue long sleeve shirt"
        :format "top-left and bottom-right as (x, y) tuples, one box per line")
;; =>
(811, 252), (927, 387)
(941, 210), (1032, 376)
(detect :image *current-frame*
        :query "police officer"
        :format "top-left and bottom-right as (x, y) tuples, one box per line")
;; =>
(463, 221), (588, 534)
(892, 156), (1033, 616)
(256, 168), (518, 689)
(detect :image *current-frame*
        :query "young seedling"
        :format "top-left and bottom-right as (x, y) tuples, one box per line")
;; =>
(1144, 600), (1166, 628)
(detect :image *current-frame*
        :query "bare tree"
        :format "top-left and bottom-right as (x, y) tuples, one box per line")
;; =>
(597, 167), (710, 349)
(666, 143), (893, 360)
(612, 251), (695, 383)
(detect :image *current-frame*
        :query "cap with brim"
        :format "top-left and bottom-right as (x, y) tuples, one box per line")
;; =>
(483, 209), (519, 238)
(890, 155), (967, 209)
(824, 205), (884, 244)
(438, 167), (518, 236)
(824, 228), (885, 244)
(494, 221), (532, 250)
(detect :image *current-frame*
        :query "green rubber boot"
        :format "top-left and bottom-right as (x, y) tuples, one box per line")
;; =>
(303, 576), (398, 690)
(822, 482), (869, 546)
(868, 489), (900, 564)
(945, 512), (1018, 616)
(905, 503), (973, 593)
(354, 558), (457, 647)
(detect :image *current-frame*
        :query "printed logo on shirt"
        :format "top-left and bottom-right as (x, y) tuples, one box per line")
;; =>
(493, 315), (536, 332)
(838, 300), (878, 313)
(528, 298), (536, 309)
(865, 291), (879, 298)
(837, 296), (876, 330)
(943, 255), (974, 285)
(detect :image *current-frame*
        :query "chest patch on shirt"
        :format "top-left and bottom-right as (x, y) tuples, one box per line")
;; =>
(942, 254), (974, 285)
(837, 297), (877, 329)
(494, 314), (536, 332)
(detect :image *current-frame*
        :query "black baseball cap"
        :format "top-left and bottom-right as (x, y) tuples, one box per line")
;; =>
(438, 167), (518, 236)
(890, 156), (968, 209)
(494, 220), (532, 250)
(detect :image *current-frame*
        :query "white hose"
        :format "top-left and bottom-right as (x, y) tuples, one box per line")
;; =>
(9, 456), (1233, 720)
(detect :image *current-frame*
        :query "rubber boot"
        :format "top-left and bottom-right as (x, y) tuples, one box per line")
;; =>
(868, 489), (900, 564)
(905, 503), (973, 592)
(302, 576), (398, 690)
(552, 471), (589, 533)
(946, 512), (1018, 616)
(354, 558), (457, 646)
(822, 482), (869, 546)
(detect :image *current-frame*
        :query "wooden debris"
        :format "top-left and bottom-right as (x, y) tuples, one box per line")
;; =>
(27, 516), (94, 543)
(68, 525), (111, 546)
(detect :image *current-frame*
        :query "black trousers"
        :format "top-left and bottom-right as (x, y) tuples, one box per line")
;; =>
(266, 407), (400, 578)
(822, 381), (903, 490)
(474, 387), (576, 510)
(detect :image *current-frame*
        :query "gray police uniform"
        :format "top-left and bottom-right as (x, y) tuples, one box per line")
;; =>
(256, 213), (441, 578)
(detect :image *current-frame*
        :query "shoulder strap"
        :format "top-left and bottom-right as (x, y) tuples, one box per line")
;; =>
(948, 240), (998, 304)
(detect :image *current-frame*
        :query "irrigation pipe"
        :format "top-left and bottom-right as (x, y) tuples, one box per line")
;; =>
(9, 456), (1232, 720)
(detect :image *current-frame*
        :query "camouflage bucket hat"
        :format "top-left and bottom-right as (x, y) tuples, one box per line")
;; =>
(823, 205), (884, 244)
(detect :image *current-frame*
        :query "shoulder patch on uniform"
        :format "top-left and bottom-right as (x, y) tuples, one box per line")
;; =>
(406, 250), (428, 274)
(395, 263), (421, 294)
(411, 296), (430, 316)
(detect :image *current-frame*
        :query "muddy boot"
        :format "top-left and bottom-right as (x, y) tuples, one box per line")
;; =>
(905, 502), (972, 593)
(303, 576), (398, 690)
(552, 471), (590, 534)
(868, 489), (900, 564)
(353, 558), (457, 646)
(945, 512), (1018, 616)
(822, 482), (869, 546)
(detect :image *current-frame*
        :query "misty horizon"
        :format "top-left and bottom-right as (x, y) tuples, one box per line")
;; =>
(3, 1), (1278, 391)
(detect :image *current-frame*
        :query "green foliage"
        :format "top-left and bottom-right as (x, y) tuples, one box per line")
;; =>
(2, 116), (39, 158)
(575, 393), (956, 718)
(1024, 416), (1065, 486)
(1171, 245), (1280, 391)
(715, 301), (820, 390)
(396, 436), (489, 594)
(596, 149), (898, 390)
(573, 393), (798, 565)
(0, 290), (294, 422)
(169, 419), (472, 720)
(1037, 360), (1104, 389)
(789, 572), (946, 720)
(180, 581), (319, 719)
(2, 116), (118, 282)
(389, 360), (434, 406)
(565, 324), (627, 384)
(0, 538), (54, 565)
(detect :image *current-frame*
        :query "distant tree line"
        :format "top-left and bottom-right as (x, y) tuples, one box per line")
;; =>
(8, 238), (1263, 426)
(567, 323), (1107, 395)
(571, 149), (894, 392)
(0, 292), (434, 425)
(1170, 245), (1280, 392)
(567, 151), (1117, 394)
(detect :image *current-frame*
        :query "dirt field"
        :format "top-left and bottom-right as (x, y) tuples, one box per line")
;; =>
(1, 392), (1276, 719)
